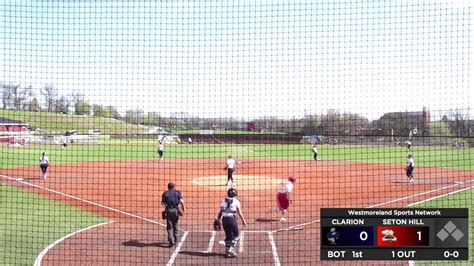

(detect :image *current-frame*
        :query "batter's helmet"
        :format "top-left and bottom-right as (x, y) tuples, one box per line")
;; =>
(288, 176), (297, 183)
(227, 188), (237, 198)
(407, 154), (413, 158)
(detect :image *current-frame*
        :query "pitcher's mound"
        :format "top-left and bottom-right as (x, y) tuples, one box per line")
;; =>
(192, 175), (283, 190)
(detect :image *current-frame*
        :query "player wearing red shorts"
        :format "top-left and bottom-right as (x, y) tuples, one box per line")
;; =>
(277, 176), (296, 222)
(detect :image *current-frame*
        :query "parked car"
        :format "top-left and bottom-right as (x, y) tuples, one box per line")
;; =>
(301, 135), (326, 144)
(64, 130), (78, 136)
(88, 129), (102, 135)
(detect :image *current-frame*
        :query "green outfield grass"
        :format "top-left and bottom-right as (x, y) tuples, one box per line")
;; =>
(0, 183), (107, 265)
(1, 143), (472, 171)
(412, 188), (474, 265)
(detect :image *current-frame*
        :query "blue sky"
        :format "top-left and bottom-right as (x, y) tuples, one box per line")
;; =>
(0, 0), (472, 119)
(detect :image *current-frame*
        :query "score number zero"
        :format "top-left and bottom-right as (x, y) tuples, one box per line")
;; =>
(444, 251), (460, 258)
(357, 230), (423, 241)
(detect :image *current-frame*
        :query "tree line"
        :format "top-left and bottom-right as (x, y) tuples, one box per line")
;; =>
(1, 82), (472, 141)
(1, 83), (121, 119)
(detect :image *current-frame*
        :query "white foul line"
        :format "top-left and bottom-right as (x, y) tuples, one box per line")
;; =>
(166, 231), (189, 266)
(206, 231), (216, 253)
(239, 231), (245, 253)
(0, 174), (166, 227)
(34, 221), (114, 266)
(407, 185), (474, 207)
(272, 180), (473, 233)
(406, 183), (474, 266)
(192, 229), (270, 234)
(366, 182), (462, 208)
(268, 232), (281, 266)
(272, 219), (320, 233)
(4, 173), (474, 265)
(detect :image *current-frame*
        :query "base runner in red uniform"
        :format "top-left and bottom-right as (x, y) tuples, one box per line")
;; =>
(276, 176), (296, 222)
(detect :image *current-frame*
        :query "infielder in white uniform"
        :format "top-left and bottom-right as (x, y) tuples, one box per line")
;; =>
(312, 144), (318, 161)
(157, 141), (165, 161)
(39, 152), (50, 180)
(406, 140), (412, 150)
(406, 154), (415, 183)
(225, 155), (236, 186)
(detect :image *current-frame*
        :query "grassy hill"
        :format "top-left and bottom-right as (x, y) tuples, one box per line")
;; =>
(0, 109), (146, 134)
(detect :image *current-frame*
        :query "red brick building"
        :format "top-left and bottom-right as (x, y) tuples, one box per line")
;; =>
(0, 117), (29, 142)
(0, 117), (29, 133)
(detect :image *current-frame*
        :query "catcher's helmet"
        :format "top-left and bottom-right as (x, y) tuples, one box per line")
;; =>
(227, 188), (237, 198)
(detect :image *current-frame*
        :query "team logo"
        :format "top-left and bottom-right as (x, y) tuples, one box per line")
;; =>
(326, 227), (340, 245)
(381, 229), (397, 242)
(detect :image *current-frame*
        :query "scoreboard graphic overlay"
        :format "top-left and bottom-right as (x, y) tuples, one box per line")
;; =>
(321, 208), (468, 260)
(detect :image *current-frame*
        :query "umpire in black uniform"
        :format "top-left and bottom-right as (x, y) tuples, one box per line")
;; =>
(161, 182), (186, 247)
